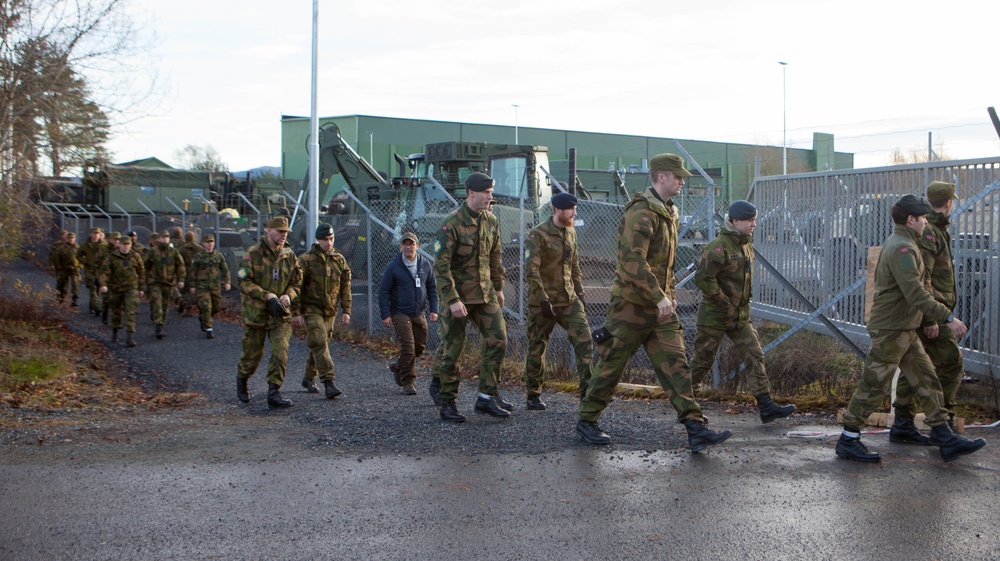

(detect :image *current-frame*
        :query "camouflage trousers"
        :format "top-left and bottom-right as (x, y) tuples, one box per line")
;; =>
(196, 290), (223, 330)
(391, 314), (429, 386)
(237, 321), (293, 386)
(148, 284), (174, 325)
(894, 325), (965, 417)
(690, 322), (770, 397)
(84, 274), (101, 313)
(107, 288), (139, 332)
(303, 313), (336, 383)
(56, 271), (79, 302)
(579, 298), (703, 423)
(525, 299), (592, 397)
(181, 284), (198, 314)
(432, 298), (507, 403)
(842, 329), (948, 430)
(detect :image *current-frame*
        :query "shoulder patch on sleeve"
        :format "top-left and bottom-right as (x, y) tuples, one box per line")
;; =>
(434, 240), (442, 254)
(237, 268), (248, 280)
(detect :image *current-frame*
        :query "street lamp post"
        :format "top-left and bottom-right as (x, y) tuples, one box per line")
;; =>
(512, 104), (519, 144)
(779, 61), (788, 175)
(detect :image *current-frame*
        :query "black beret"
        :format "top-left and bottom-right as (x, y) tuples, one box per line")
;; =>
(551, 192), (578, 210)
(465, 172), (495, 192)
(728, 200), (757, 221)
(896, 194), (932, 216)
(315, 223), (334, 239)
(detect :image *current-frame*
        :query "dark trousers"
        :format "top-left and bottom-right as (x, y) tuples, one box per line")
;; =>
(391, 314), (428, 386)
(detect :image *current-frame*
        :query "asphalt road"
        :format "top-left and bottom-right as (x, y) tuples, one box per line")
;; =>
(2, 261), (1000, 560)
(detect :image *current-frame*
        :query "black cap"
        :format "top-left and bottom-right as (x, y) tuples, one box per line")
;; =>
(315, 223), (334, 239)
(465, 172), (495, 192)
(551, 192), (578, 210)
(728, 200), (757, 221)
(896, 194), (932, 216)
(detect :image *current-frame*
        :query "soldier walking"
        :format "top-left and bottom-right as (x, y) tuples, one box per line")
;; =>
(575, 154), (732, 452)
(177, 230), (203, 315)
(144, 231), (185, 339)
(835, 194), (986, 463)
(98, 235), (144, 347)
(523, 192), (592, 410)
(292, 223), (351, 400)
(431, 172), (511, 422)
(188, 234), (230, 339)
(379, 232), (438, 396)
(690, 200), (796, 423)
(235, 216), (302, 408)
(97, 232), (121, 324)
(51, 231), (81, 306)
(76, 227), (107, 316)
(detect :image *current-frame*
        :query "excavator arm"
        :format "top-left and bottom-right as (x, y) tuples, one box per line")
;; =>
(308, 122), (391, 206)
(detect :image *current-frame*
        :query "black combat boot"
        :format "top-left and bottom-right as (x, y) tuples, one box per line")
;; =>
(930, 423), (986, 462)
(111, 329), (119, 343)
(206, 329), (214, 339)
(267, 383), (293, 408)
(439, 402), (466, 423)
(301, 378), (319, 393)
(494, 393), (514, 412)
(323, 380), (343, 399)
(757, 394), (797, 423)
(428, 377), (443, 407)
(236, 377), (251, 403)
(889, 416), (932, 445)
(155, 324), (164, 339)
(576, 419), (612, 445)
(126, 332), (136, 347)
(71, 297), (78, 307)
(835, 433), (881, 463)
(101, 306), (108, 325)
(683, 419), (733, 453)
(474, 395), (511, 417)
(526, 395), (547, 410)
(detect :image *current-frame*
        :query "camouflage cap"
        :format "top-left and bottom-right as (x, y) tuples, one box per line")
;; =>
(896, 194), (933, 216)
(649, 153), (693, 178)
(465, 172), (495, 192)
(551, 192), (579, 210)
(149, 231), (161, 240)
(119, 236), (133, 245)
(201, 234), (215, 243)
(926, 181), (958, 203)
(401, 232), (418, 244)
(89, 227), (103, 234)
(66, 232), (76, 239)
(267, 216), (291, 232)
(108, 231), (121, 240)
(159, 230), (171, 238)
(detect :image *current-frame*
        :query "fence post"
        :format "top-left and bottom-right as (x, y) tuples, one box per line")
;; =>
(366, 209), (373, 338)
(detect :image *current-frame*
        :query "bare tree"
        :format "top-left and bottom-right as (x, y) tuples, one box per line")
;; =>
(887, 143), (952, 165)
(174, 144), (229, 173)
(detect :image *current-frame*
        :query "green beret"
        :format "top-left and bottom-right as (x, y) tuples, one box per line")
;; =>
(926, 181), (958, 204)
(267, 216), (291, 232)
(896, 194), (932, 216)
(315, 223), (334, 239)
(649, 153), (693, 178)
(728, 200), (757, 220)
(465, 172), (495, 192)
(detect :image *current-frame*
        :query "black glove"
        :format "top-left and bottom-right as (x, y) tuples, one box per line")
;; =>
(540, 300), (555, 319)
(266, 296), (289, 318)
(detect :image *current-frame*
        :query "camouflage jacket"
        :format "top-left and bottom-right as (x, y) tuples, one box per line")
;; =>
(50, 241), (79, 273)
(132, 241), (147, 262)
(694, 220), (753, 328)
(610, 188), (678, 307)
(868, 224), (951, 331)
(294, 244), (352, 317)
(524, 217), (583, 307)
(190, 250), (230, 292)
(144, 244), (186, 287)
(178, 241), (204, 284)
(918, 210), (956, 323)
(433, 203), (504, 305)
(237, 236), (302, 327)
(76, 240), (107, 275)
(99, 249), (145, 292)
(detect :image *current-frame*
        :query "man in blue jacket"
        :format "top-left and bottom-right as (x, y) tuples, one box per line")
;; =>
(379, 232), (439, 395)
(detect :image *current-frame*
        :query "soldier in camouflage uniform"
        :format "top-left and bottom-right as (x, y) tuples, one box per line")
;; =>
(431, 172), (511, 422)
(188, 234), (230, 339)
(576, 154), (732, 452)
(144, 231), (186, 339)
(98, 236), (144, 347)
(236, 216), (302, 408)
(835, 194), (986, 463)
(894, 181), (966, 434)
(169, 227), (185, 307)
(292, 223), (352, 400)
(523, 192), (592, 411)
(177, 230), (203, 315)
(76, 227), (107, 316)
(97, 232), (121, 324)
(51, 231), (80, 306)
(690, 200), (796, 423)
(127, 231), (146, 262)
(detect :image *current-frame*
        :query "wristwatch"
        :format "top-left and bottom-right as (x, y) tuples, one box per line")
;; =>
(946, 314), (954, 323)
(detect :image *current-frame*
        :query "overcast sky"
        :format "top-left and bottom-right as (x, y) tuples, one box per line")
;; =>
(105, 0), (1000, 172)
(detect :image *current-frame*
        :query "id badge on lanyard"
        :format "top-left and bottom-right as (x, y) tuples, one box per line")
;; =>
(415, 275), (421, 288)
